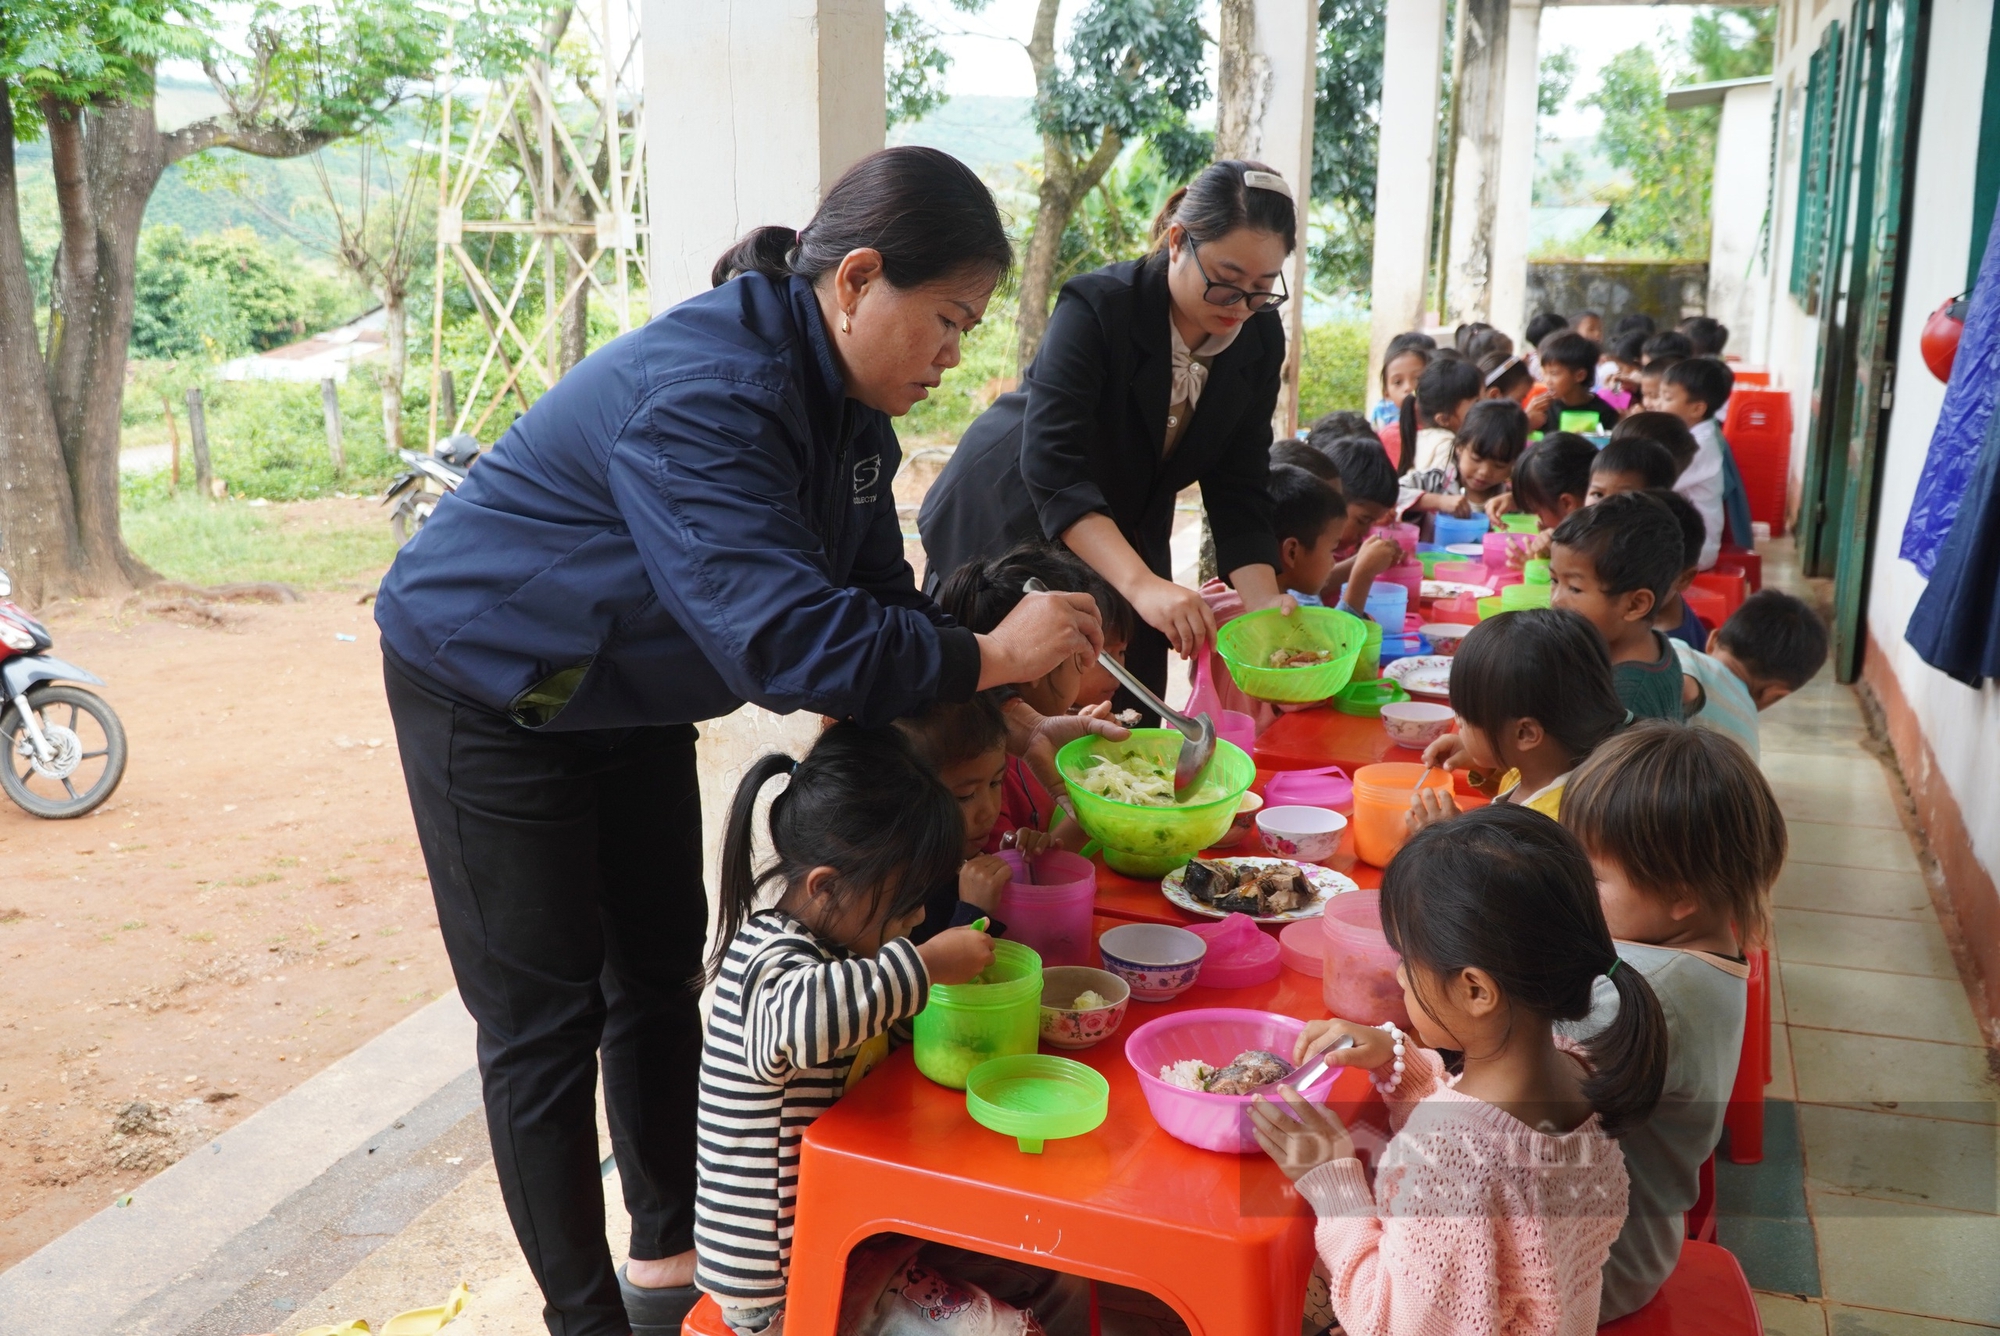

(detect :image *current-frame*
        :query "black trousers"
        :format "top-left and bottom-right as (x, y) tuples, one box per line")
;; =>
(385, 654), (707, 1336)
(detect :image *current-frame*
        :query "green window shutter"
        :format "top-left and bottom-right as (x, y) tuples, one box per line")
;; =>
(1791, 22), (1846, 312)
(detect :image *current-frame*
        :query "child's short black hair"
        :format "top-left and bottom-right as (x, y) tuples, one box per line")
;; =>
(1330, 438), (1399, 508)
(1611, 312), (1657, 339)
(1272, 439), (1340, 482)
(1450, 608), (1628, 764)
(1455, 398), (1530, 465)
(1552, 491), (1685, 603)
(1611, 411), (1699, 473)
(1571, 308), (1602, 326)
(1642, 331), (1693, 363)
(1524, 312), (1569, 347)
(940, 539), (1136, 643)
(1461, 325), (1513, 362)
(1638, 356), (1680, 384)
(1538, 330), (1600, 376)
(1611, 331), (1649, 366)
(1678, 316), (1729, 356)
(1511, 433), (1598, 515)
(1479, 350), (1534, 397)
(1380, 332), (1436, 393)
(1663, 356), (1734, 419)
(1591, 437), (1678, 490)
(1399, 356), (1485, 471)
(1305, 410), (1375, 452)
(1270, 463), (1343, 550)
(1714, 590), (1830, 690)
(1645, 487), (1705, 573)
(895, 694), (1009, 772)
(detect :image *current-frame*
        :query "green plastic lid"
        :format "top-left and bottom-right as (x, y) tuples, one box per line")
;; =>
(965, 1054), (1110, 1153)
(1335, 678), (1408, 716)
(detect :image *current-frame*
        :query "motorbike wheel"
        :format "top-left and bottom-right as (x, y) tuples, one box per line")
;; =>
(390, 493), (436, 547)
(0, 685), (128, 819)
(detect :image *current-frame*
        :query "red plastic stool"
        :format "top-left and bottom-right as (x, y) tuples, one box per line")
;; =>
(1692, 570), (1749, 622)
(1723, 948), (1772, 1163)
(1598, 1241), (1761, 1333)
(1717, 548), (1762, 593)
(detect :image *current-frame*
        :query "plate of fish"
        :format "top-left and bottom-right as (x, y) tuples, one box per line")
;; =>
(1382, 654), (1453, 700)
(1161, 856), (1356, 922)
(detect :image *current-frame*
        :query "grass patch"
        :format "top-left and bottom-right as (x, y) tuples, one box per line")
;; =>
(125, 494), (397, 590)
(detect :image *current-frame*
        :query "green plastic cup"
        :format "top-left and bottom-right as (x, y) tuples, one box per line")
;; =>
(1524, 558), (1552, 584)
(1215, 606), (1367, 703)
(965, 1054), (1110, 1153)
(1501, 582), (1551, 611)
(1417, 551), (1448, 576)
(1477, 596), (1504, 620)
(1055, 731), (1254, 877)
(913, 940), (1044, 1089)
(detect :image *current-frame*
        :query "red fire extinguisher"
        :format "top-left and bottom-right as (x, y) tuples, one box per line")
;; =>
(1921, 294), (1970, 382)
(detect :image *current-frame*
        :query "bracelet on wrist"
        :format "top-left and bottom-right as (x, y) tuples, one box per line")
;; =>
(1370, 1022), (1407, 1095)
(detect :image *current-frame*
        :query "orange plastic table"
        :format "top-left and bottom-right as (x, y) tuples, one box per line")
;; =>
(1253, 706), (1423, 774)
(771, 920), (1372, 1336)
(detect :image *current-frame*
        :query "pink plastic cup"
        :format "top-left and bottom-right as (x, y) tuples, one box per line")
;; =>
(1432, 561), (1487, 585)
(1377, 560), (1423, 606)
(997, 850), (1096, 968)
(1370, 522), (1419, 558)
(1213, 708), (1256, 757)
(1125, 1008), (1340, 1152)
(1320, 891), (1414, 1029)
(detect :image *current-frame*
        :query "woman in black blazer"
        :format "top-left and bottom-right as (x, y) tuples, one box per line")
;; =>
(920, 160), (1299, 702)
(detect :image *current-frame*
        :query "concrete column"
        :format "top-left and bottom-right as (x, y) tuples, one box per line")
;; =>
(1441, 0), (1511, 325)
(642, 0), (886, 312)
(1367, 0), (1450, 393)
(1707, 82), (1776, 358)
(1486, 0), (1542, 340)
(1216, 0), (1321, 434)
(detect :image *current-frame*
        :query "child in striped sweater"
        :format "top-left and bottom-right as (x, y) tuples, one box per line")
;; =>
(694, 724), (1081, 1336)
(1250, 806), (1670, 1336)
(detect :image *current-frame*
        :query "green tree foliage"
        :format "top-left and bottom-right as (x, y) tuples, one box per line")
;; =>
(1539, 46), (1577, 121)
(1686, 7), (1775, 81)
(886, 1), (994, 128)
(130, 225), (352, 359)
(1309, 0), (1385, 295)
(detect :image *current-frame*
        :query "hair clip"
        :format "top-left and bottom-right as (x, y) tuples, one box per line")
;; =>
(1483, 354), (1524, 388)
(1242, 170), (1292, 199)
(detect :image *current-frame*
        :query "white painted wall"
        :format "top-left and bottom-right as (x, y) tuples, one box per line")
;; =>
(1707, 82), (1774, 358)
(1367, 0), (1449, 393)
(1487, 0), (1543, 341)
(1861, 0), (2000, 870)
(641, 0), (886, 312)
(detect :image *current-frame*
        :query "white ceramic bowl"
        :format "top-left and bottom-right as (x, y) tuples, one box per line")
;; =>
(1255, 804), (1347, 863)
(1380, 700), (1456, 749)
(1211, 791), (1264, 849)
(1038, 966), (1132, 1049)
(1419, 622), (1471, 655)
(1098, 923), (1207, 1001)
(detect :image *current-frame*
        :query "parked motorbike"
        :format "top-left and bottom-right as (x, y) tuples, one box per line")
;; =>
(382, 433), (481, 545)
(0, 568), (127, 818)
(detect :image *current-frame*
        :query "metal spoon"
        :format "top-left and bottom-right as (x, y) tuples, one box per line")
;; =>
(1285, 1033), (1357, 1095)
(1021, 577), (1216, 794)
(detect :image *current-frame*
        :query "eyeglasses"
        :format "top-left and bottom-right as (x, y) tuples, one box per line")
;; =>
(1187, 239), (1288, 313)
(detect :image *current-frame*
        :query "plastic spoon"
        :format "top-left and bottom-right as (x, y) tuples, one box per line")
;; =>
(1021, 577), (1216, 793)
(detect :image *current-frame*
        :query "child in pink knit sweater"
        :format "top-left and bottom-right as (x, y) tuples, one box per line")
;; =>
(1251, 806), (1670, 1336)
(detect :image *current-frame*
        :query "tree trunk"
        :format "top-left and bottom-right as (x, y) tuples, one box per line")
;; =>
(0, 89), (86, 604)
(1015, 129), (1124, 370)
(378, 285), (408, 453)
(559, 233), (596, 375)
(1214, 0), (1267, 161)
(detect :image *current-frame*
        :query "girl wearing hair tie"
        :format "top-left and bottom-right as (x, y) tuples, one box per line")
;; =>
(921, 161), (1304, 715)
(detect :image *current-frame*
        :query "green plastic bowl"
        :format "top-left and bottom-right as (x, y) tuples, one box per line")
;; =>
(1216, 606), (1367, 703)
(1055, 731), (1254, 877)
(965, 1054), (1110, 1153)
(913, 940), (1044, 1089)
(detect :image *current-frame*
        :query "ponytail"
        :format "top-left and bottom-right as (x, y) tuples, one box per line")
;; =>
(710, 145), (1010, 292)
(1396, 394), (1418, 474)
(1148, 186), (1192, 251)
(1581, 959), (1671, 1137)
(704, 725), (964, 984)
(1380, 804), (1669, 1137)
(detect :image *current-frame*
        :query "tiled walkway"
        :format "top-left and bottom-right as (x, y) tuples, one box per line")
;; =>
(1727, 551), (1999, 1334)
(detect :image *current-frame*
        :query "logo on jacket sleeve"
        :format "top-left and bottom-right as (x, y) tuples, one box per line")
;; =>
(852, 454), (881, 504)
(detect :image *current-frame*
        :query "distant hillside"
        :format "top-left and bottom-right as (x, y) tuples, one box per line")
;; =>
(890, 96), (1041, 184)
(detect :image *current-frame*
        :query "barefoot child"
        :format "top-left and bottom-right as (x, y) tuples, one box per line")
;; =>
(1250, 805), (1669, 1336)
(1559, 724), (1787, 1321)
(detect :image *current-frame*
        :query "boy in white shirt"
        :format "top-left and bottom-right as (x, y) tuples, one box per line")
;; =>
(1656, 358), (1736, 570)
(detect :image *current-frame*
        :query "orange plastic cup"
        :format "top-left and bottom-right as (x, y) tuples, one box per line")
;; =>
(1351, 762), (1457, 867)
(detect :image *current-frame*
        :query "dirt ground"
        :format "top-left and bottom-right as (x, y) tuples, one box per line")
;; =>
(0, 571), (453, 1269)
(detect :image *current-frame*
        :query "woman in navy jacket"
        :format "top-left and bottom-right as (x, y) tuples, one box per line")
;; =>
(374, 148), (1100, 1336)
(919, 160), (1301, 704)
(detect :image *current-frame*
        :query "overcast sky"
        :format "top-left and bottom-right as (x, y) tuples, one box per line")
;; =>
(902, 0), (1700, 140)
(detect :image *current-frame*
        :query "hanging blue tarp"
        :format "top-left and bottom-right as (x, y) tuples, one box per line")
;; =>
(1899, 205), (2000, 575)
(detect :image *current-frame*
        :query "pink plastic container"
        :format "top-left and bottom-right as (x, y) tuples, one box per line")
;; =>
(1490, 568), (1525, 590)
(1261, 765), (1353, 814)
(1482, 531), (1535, 572)
(996, 850), (1096, 968)
(1432, 561), (1487, 585)
(1377, 560), (1423, 606)
(1371, 522), (1419, 558)
(1125, 1009), (1340, 1152)
(1279, 919), (1324, 976)
(1186, 914), (1282, 988)
(1213, 708), (1256, 757)
(1320, 891), (1414, 1029)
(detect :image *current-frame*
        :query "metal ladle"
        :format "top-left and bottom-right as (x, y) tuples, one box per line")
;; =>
(1021, 578), (1216, 794)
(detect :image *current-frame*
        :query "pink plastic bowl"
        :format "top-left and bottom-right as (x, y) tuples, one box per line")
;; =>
(1125, 1009), (1340, 1153)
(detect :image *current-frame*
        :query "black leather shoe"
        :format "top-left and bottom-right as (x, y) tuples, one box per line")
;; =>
(618, 1263), (701, 1335)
